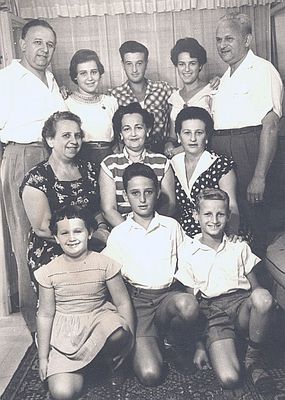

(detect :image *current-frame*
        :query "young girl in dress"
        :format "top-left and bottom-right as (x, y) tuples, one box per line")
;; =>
(34, 205), (134, 400)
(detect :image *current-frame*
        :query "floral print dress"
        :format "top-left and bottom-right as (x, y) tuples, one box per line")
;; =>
(20, 159), (99, 289)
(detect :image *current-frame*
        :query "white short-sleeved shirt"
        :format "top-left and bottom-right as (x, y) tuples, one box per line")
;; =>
(103, 212), (186, 289)
(65, 93), (118, 142)
(0, 60), (67, 143)
(212, 50), (283, 130)
(175, 234), (260, 298)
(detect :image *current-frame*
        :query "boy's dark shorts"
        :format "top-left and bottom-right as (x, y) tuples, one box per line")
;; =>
(126, 282), (185, 338)
(199, 289), (251, 349)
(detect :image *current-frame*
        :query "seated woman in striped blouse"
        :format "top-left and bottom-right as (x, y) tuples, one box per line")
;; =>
(99, 102), (176, 228)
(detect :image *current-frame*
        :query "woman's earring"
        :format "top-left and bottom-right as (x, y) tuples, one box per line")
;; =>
(177, 134), (181, 144)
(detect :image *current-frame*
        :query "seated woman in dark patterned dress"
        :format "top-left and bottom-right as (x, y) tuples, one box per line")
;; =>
(171, 106), (240, 237)
(20, 111), (109, 291)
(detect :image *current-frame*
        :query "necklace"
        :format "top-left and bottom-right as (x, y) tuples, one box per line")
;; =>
(71, 91), (102, 104)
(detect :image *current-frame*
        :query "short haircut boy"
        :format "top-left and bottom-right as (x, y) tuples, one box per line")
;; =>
(195, 188), (230, 213)
(49, 205), (97, 235)
(122, 163), (159, 192)
(119, 40), (149, 61)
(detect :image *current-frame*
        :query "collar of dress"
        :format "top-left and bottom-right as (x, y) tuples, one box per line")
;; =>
(123, 146), (147, 162)
(171, 150), (218, 200)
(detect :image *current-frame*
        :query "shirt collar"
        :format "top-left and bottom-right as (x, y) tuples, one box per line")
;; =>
(225, 49), (255, 77)
(11, 59), (54, 88)
(191, 233), (228, 254)
(126, 212), (168, 232)
(123, 78), (152, 99)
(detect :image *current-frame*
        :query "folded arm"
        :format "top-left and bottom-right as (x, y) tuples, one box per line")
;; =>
(22, 186), (54, 241)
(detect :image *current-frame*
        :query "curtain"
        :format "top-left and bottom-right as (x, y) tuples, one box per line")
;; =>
(16, 0), (279, 18)
(47, 5), (272, 93)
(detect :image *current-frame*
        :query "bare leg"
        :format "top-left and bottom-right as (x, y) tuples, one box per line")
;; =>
(237, 288), (274, 392)
(48, 372), (84, 400)
(133, 336), (164, 387)
(157, 293), (199, 340)
(237, 288), (273, 342)
(209, 339), (241, 389)
(102, 327), (133, 369)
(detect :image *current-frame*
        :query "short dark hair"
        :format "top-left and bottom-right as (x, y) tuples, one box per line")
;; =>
(50, 205), (97, 235)
(171, 37), (207, 66)
(21, 19), (56, 42)
(123, 163), (159, 192)
(112, 102), (154, 138)
(119, 40), (149, 62)
(175, 106), (214, 137)
(218, 12), (252, 36)
(42, 111), (84, 151)
(69, 49), (105, 84)
(195, 188), (230, 213)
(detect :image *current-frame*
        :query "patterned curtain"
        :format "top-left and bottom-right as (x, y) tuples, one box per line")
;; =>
(16, 0), (280, 18)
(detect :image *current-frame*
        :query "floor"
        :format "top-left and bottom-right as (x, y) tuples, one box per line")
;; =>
(0, 312), (32, 397)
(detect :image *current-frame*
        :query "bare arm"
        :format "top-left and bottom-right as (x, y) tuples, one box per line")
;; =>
(247, 110), (280, 204)
(37, 284), (55, 381)
(22, 186), (54, 241)
(219, 169), (240, 235)
(246, 268), (262, 291)
(107, 272), (135, 336)
(158, 166), (176, 217)
(99, 168), (125, 228)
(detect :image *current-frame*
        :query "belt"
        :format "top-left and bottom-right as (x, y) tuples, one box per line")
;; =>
(85, 141), (111, 149)
(7, 141), (43, 146)
(214, 125), (262, 136)
(126, 282), (179, 296)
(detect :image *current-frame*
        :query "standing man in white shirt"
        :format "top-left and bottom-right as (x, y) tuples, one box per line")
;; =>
(211, 12), (283, 257)
(0, 19), (66, 333)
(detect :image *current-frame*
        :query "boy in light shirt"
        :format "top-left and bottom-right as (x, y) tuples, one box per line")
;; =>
(176, 188), (274, 393)
(103, 162), (199, 386)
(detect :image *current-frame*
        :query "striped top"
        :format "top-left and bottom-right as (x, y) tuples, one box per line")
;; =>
(100, 147), (170, 215)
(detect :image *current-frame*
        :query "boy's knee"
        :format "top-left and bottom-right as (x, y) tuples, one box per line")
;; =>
(136, 364), (164, 387)
(49, 383), (81, 400)
(250, 288), (274, 313)
(217, 367), (240, 389)
(175, 294), (199, 321)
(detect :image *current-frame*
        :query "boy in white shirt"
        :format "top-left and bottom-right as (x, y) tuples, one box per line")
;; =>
(176, 188), (274, 393)
(103, 163), (199, 386)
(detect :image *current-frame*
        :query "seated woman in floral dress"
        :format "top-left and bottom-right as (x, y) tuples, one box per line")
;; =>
(20, 111), (109, 291)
